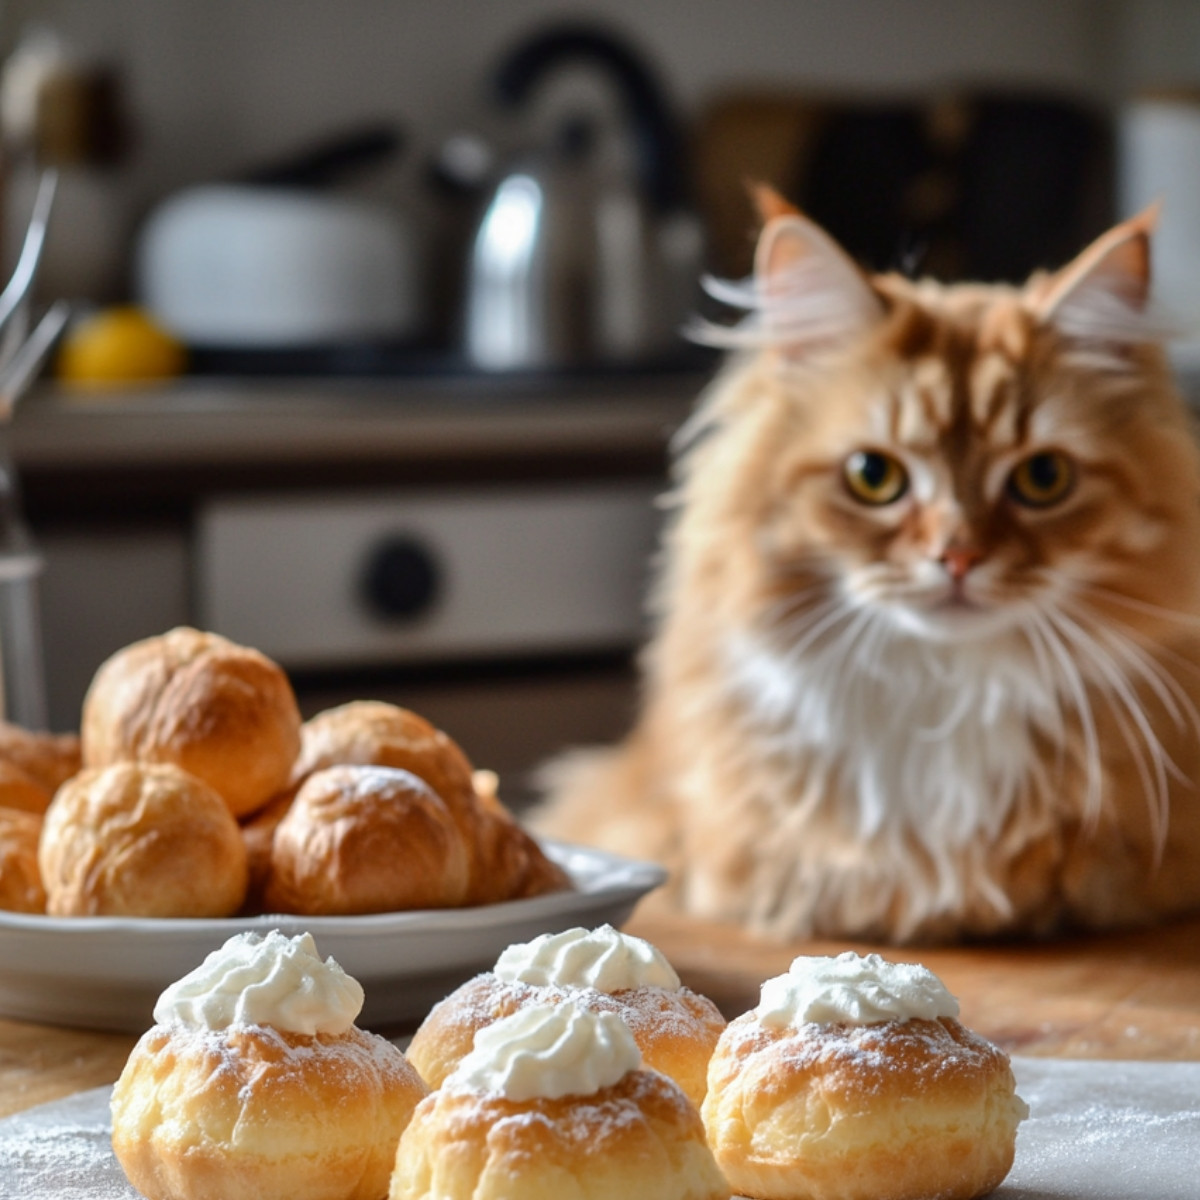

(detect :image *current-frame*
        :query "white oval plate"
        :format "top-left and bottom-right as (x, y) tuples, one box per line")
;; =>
(0, 841), (666, 1033)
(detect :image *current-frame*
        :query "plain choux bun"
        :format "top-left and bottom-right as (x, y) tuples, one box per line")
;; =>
(39, 762), (248, 917)
(0, 720), (81, 810)
(390, 1068), (729, 1200)
(701, 1013), (1027, 1200)
(112, 1022), (427, 1200)
(81, 626), (301, 819)
(0, 805), (46, 912)
(264, 764), (472, 915)
(289, 701), (569, 906)
(466, 768), (570, 905)
(239, 788), (295, 913)
(0, 758), (53, 816)
(291, 701), (477, 814)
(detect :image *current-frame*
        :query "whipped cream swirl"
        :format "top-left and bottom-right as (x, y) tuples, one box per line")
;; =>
(492, 924), (680, 992)
(153, 930), (364, 1035)
(756, 951), (960, 1029)
(447, 1001), (641, 1100)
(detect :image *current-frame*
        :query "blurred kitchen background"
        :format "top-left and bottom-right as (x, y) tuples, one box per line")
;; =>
(1, 0), (1199, 803)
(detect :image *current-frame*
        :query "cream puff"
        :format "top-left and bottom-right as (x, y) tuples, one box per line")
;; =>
(289, 701), (477, 817)
(81, 626), (302, 820)
(0, 758), (54, 816)
(465, 766), (570, 904)
(0, 804), (45, 913)
(286, 700), (568, 905)
(263, 764), (472, 915)
(391, 1002), (728, 1200)
(701, 951), (1028, 1200)
(39, 761), (248, 917)
(0, 718), (81, 799)
(406, 924), (725, 1108)
(111, 930), (428, 1200)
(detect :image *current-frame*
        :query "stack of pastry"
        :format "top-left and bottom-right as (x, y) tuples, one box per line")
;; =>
(34, 626), (301, 917)
(406, 923), (726, 1109)
(0, 721), (81, 913)
(253, 700), (569, 915)
(393, 1001), (730, 1200)
(0, 625), (568, 918)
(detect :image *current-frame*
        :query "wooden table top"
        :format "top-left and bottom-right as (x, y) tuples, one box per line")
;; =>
(3, 908), (1199, 1121)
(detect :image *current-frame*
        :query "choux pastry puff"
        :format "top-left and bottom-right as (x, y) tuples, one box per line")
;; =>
(111, 930), (427, 1200)
(406, 924), (726, 1109)
(392, 1001), (729, 1200)
(82, 626), (301, 820)
(701, 951), (1028, 1200)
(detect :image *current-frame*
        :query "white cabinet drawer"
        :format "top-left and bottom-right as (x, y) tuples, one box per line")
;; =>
(195, 483), (661, 669)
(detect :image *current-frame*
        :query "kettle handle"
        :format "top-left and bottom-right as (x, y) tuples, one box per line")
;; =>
(491, 21), (684, 214)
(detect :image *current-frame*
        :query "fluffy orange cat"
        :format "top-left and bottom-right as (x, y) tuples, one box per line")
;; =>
(535, 196), (1200, 943)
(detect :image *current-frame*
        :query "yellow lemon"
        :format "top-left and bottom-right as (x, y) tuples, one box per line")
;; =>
(56, 307), (187, 386)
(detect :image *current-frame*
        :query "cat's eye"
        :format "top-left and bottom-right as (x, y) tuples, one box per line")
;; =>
(1007, 451), (1075, 508)
(843, 450), (909, 506)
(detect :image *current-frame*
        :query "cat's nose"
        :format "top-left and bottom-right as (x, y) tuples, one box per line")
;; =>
(940, 543), (983, 582)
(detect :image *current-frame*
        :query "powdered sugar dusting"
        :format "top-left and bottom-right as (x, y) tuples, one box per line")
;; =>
(1005, 1058), (1200, 1199)
(431, 972), (722, 1048)
(438, 1066), (697, 1153)
(136, 1018), (414, 1095)
(5, 1057), (1200, 1198)
(719, 1008), (1007, 1093)
(0, 1088), (138, 1199)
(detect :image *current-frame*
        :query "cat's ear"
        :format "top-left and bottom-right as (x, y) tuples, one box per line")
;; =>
(1029, 205), (1160, 342)
(754, 212), (884, 353)
(749, 182), (801, 225)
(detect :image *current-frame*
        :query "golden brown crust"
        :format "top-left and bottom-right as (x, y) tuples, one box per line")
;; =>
(291, 702), (569, 906)
(112, 1022), (427, 1200)
(238, 788), (295, 914)
(292, 701), (477, 813)
(0, 720), (81, 798)
(390, 1068), (729, 1200)
(0, 805), (46, 912)
(701, 1014), (1026, 1200)
(81, 627), (301, 819)
(38, 762), (248, 917)
(406, 973), (726, 1108)
(0, 758), (53, 816)
(465, 801), (571, 905)
(264, 764), (472, 915)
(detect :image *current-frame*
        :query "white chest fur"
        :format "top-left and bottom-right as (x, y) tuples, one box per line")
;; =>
(723, 625), (1065, 851)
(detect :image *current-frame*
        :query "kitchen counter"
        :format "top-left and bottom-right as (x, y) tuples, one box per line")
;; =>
(9, 371), (706, 736)
(3, 907), (1198, 1120)
(11, 373), (704, 511)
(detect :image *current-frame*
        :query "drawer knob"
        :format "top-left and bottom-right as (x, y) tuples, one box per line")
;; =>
(360, 535), (441, 620)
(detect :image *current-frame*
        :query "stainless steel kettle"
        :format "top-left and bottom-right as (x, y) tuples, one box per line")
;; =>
(463, 24), (698, 371)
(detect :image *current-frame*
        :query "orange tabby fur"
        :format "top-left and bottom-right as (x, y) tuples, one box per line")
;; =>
(535, 196), (1200, 943)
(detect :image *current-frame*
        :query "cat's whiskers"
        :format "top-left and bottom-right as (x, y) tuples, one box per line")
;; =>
(1055, 574), (1200, 629)
(1045, 571), (1200, 700)
(1024, 609), (1104, 827)
(771, 593), (861, 667)
(1043, 605), (1174, 855)
(1060, 595), (1200, 742)
(1067, 597), (1200, 858)
(1015, 611), (1070, 773)
(1048, 571), (1200, 840)
(847, 601), (896, 683)
(913, 679), (976, 743)
(759, 579), (837, 629)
